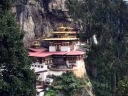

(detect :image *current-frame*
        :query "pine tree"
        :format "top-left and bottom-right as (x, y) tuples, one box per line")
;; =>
(0, 1), (36, 96)
(68, 0), (128, 95)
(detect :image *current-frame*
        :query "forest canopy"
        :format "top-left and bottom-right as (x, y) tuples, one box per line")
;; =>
(0, 1), (36, 96)
(67, 0), (128, 96)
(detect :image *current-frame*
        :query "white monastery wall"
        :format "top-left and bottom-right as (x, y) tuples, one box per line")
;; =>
(31, 62), (48, 81)
(31, 62), (47, 71)
(65, 60), (84, 69)
(76, 60), (84, 68)
(48, 70), (63, 76)
(38, 72), (48, 82)
(61, 46), (70, 52)
(66, 60), (70, 67)
(49, 46), (56, 52)
(37, 92), (44, 96)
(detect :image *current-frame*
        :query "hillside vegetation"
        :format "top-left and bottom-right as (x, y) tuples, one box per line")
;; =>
(0, 1), (36, 96)
(44, 72), (91, 96)
(67, 0), (128, 96)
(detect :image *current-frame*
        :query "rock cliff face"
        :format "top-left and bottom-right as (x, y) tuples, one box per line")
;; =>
(12, 0), (72, 47)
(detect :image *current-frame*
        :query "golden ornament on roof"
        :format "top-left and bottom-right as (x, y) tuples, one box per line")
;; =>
(32, 40), (41, 48)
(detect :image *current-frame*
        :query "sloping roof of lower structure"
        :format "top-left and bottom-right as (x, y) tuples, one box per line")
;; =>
(28, 52), (52, 57)
(28, 49), (85, 57)
(66, 51), (85, 55)
(52, 51), (67, 55)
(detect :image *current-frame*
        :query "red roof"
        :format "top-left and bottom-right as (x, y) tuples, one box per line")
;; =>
(51, 51), (84, 56)
(28, 52), (51, 57)
(28, 51), (67, 57)
(28, 48), (85, 57)
(52, 51), (67, 55)
(66, 51), (85, 55)
(28, 48), (47, 52)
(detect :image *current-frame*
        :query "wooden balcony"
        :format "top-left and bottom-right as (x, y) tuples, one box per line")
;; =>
(53, 61), (66, 65)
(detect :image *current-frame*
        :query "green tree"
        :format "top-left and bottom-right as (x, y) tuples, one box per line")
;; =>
(0, 0), (13, 10)
(0, 2), (36, 96)
(117, 76), (128, 96)
(44, 89), (60, 96)
(45, 72), (82, 96)
(68, 0), (128, 96)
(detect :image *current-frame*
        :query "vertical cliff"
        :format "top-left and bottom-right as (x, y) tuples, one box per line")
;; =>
(12, 0), (72, 47)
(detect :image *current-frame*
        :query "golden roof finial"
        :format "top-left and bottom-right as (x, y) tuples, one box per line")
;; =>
(32, 40), (41, 48)
(58, 23), (65, 31)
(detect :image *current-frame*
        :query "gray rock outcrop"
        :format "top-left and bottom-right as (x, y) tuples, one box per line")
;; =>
(13, 0), (71, 47)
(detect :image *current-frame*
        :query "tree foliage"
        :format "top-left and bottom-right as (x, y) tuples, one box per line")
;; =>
(0, 1), (36, 96)
(45, 72), (82, 96)
(68, 0), (128, 96)
(117, 76), (128, 96)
